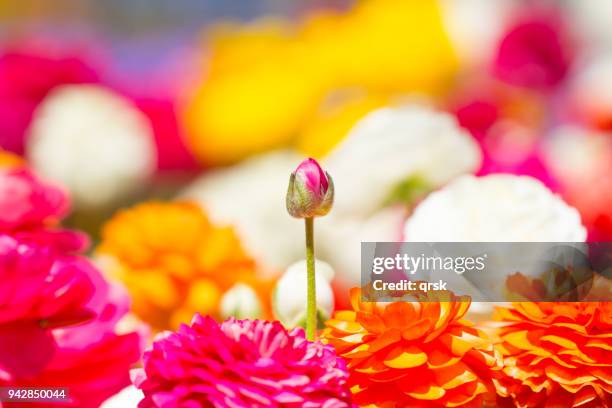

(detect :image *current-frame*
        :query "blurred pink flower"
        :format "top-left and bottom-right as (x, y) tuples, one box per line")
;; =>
(134, 98), (199, 172)
(133, 315), (353, 407)
(454, 98), (500, 141)
(0, 166), (90, 252)
(2, 259), (146, 407)
(0, 234), (95, 378)
(453, 93), (557, 189)
(0, 168), (69, 231)
(493, 10), (571, 91)
(0, 163), (146, 406)
(477, 122), (557, 190)
(0, 51), (98, 154)
(11, 268), (147, 408)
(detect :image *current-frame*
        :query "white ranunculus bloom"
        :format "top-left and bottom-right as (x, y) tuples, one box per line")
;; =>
(403, 174), (587, 319)
(324, 106), (482, 219)
(272, 259), (335, 329)
(220, 283), (263, 319)
(181, 150), (304, 273)
(27, 84), (156, 209)
(100, 385), (142, 408)
(404, 174), (586, 242)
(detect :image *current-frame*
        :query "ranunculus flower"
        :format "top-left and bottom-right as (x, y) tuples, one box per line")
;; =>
(493, 302), (612, 407)
(0, 156), (145, 407)
(0, 156), (89, 252)
(325, 106), (482, 218)
(181, 150), (305, 272)
(97, 201), (268, 331)
(7, 263), (146, 408)
(27, 84), (156, 209)
(0, 167), (69, 231)
(272, 259), (335, 328)
(323, 288), (501, 407)
(286, 158), (334, 219)
(0, 50), (98, 154)
(0, 234), (95, 377)
(404, 174), (586, 242)
(403, 174), (586, 320)
(183, 106), (480, 283)
(133, 314), (354, 407)
(493, 10), (571, 90)
(219, 283), (263, 320)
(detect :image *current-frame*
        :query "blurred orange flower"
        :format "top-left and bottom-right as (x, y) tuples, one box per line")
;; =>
(322, 288), (501, 407)
(97, 201), (269, 331)
(493, 302), (612, 407)
(0, 149), (24, 168)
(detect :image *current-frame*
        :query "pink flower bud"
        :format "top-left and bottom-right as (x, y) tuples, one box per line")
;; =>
(286, 158), (334, 218)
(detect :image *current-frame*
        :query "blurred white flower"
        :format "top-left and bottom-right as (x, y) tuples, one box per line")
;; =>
(324, 106), (481, 219)
(404, 174), (587, 319)
(27, 84), (156, 209)
(182, 106), (480, 281)
(404, 174), (586, 242)
(570, 55), (612, 126)
(544, 127), (612, 229)
(100, 385), (142, 408)
(272, 259), (334, 329)
(440, 0), (516, 66)
(181, 150), (303, 272)
(318, 205), (407, 286)
(220, 283), (263, 320)
(545, 126), (612, 185)
(564, 1), (612, 51)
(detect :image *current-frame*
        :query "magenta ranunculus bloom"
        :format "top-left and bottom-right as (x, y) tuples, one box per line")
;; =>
(0, 234), (95, 377)
(0, 50), (99, 154)
(0, 168), (70, 231)
(493, 10), (571, 91)
(0, 165), (146, 407)
(133, 315), (354, 407)
(0, 167), (91, 252)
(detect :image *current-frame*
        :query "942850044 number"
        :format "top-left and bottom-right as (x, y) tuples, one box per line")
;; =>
(0, 387), (69, 402)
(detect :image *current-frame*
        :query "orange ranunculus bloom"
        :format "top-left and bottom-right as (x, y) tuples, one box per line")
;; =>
(97, 201), (270, 331)
(493, 302), (612, 407)
(322, 288), (501, 407)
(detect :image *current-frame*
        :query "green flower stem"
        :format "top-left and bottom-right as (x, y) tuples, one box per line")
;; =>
(305, 217), (316, 341)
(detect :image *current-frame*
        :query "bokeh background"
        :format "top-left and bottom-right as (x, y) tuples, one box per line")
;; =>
(2, 0), (612, 303)
(1, 1), (612, 406)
